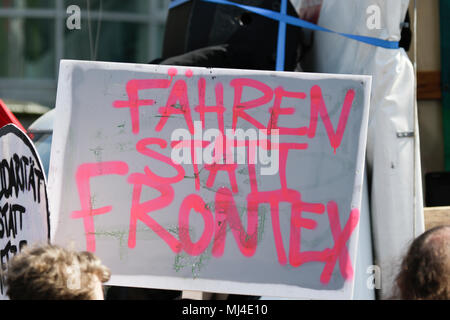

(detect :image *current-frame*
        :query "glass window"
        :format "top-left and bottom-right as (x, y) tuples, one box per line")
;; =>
(2, 0), (54, 9)
(64, 20), (150, 64)
(64, 0), (150, 14)
(0, 0), (170, 107)
(0, 18), (55, 78)
(157, 0), (170, 10)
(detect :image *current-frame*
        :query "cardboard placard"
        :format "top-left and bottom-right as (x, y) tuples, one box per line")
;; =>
(0, 124), (50, 299)
(49, 60), (371, 299)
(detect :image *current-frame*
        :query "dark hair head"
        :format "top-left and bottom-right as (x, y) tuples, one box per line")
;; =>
(394, 225), (450, 300)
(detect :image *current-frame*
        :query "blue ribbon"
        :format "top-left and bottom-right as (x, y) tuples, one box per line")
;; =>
(276, 0), (287, 71)
(169, 0), (400, 70)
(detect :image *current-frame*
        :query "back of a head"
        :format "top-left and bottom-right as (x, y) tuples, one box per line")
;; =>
(394, 225), (450, 300)
(5, 244), (111, 300)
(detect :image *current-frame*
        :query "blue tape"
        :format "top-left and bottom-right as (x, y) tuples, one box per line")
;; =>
(169, 0), (191, 9)
(169, 0), (400, 69)
(276, 0), (287, 71)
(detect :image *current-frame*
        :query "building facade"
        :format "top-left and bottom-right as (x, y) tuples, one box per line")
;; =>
(0, 0), (169, 108)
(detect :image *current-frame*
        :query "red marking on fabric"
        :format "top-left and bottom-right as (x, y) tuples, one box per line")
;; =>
(212, 187), (258, 258)
(156, 80), (195, 134)
(308, 85), (355, 153)
(247, 188), (324, 265)
(320, 202), (359, 284)
(71, 162), (129, 252)
(185, 69), (194, 78)
(179, 194), (214, 256)
(194, 78), (225, 134)
(136, 137), (185, 185)
(113, 79), (170, 134)
(230, 78), (273, 130)
(127, 167), (181, 252)
(168, 67), (178, 82)
(268, 86), (308, 136)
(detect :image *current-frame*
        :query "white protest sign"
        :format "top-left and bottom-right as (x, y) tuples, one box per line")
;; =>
(49, 60), (371, 299)
(0, 124), (50, 299)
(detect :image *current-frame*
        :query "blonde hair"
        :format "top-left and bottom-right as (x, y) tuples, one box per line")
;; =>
(4, 244), (111, 300)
